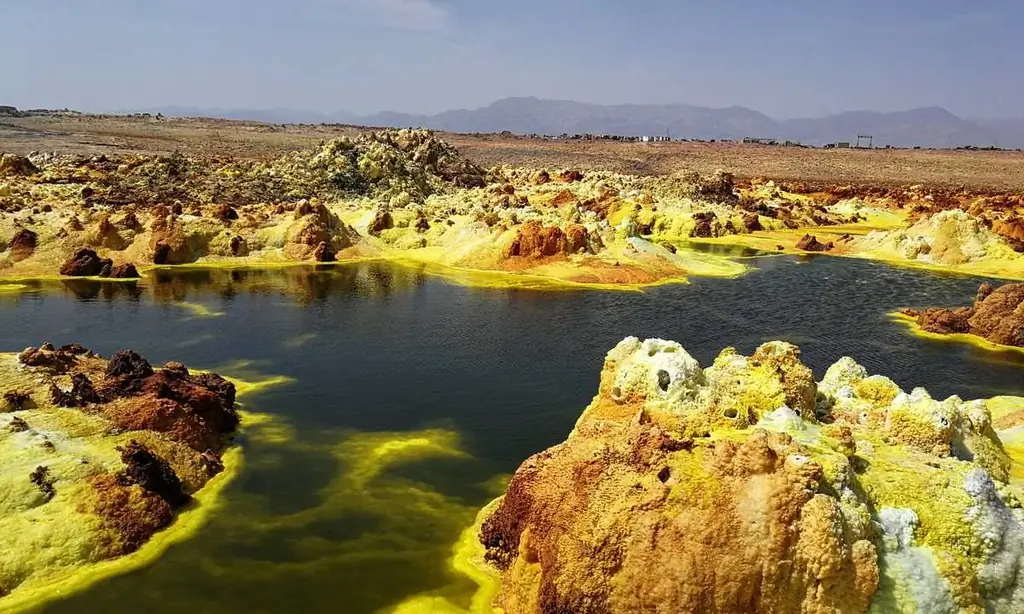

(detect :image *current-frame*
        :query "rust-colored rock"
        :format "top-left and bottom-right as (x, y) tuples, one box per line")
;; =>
(503, 221), (570, 260)
(98, 366), (238, 452)
(565, 224), (590, 254)
(696, 169), (738, 202)
(968, 283), (1024, 346)
(83, 473), (174, 557)
(796, 234), (834, 252)
(549, 190), (578, 207)
(559, 170), (584, 183)
(106, 349), (155, 380)
(919, 307), (972, 334)
(481, 420), (877, 614)
(907, 283), (1024, 346)
(993, 219), (1024, 252)
(17, 343), (239, 453)
(59, 248), (138, 278)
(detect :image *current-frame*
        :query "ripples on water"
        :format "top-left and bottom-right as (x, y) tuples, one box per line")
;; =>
(1, 256), (1021, 613)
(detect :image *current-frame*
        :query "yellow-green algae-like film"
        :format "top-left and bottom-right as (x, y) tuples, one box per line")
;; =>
(13, 395), (510, 614)
(0, 361), (292, 613)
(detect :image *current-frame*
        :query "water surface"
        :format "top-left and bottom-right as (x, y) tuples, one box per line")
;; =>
(2, 256), (1022, 613)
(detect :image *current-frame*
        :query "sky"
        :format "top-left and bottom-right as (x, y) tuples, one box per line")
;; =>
(2, 0), (1022, 119)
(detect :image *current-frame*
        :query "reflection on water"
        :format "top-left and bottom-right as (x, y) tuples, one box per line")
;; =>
(671, 240), (772, 258)
(0, 256), (1022, 613)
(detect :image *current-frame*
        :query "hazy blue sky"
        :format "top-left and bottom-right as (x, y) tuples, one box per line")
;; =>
(3, 0), (1021, 118)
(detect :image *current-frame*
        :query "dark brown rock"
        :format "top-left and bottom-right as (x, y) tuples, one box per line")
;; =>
(108, 263), (140, 279)
(211, 204), (238, 221)
(51, 373), (101, 407)
(117, 441), (189, 508)
(10, 228), (37, 259)
(153, 242), (171, 264)
(106, 350), (155, 381)
(690, 212), (718, 238)
(59, 248), (112, 277)
(742, 213), (763, 232)
(796, 234), (834, 252)
(312, 241), (336, 262)
(368, 206), (393, 235)
(2, 391), (31, 411)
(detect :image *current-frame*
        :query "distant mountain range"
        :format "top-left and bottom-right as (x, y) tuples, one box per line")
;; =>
(137, 98), (1024, 149)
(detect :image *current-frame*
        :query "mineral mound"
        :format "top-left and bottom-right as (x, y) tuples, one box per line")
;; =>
(479, 337), (1024, 614)
(0, 344), (238, 600)
(900, 282), (1024, 347)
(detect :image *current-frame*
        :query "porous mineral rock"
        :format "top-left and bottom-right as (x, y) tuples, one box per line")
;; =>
(478, 337), (1024, 614)
(0, 344), (239, 600)
(904, 282), (1024, 347)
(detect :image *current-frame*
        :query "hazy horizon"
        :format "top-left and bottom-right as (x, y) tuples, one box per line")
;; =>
(3, 1), (1022, 120)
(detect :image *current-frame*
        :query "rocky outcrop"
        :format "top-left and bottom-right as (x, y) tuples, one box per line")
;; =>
(478, 338), (1024, 614)
(312, 241), (335, 262)
(9, 228), (37, 260)
(902, 283), (1024, 346)
(796, 233), (834, 252)
(690, 211), (721, 238)
(502, 221), (572, 260)
(59, 248), (140, 278)
(0, 344), (240, 601)
(855, 209), (1019, 266)
(368, 205), (394, 236)
(285, 202), (357, 261)
(59, 248), (110, 276)
(695, 169), (738, 202)
(0, 154), (39, 177)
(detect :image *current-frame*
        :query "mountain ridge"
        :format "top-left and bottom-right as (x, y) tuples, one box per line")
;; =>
(135, 98), (1024, 149)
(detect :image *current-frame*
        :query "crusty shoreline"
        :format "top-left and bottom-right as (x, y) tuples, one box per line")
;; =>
(3, 129), (1022, 289)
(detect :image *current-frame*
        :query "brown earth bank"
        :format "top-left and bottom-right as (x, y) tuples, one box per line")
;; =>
(0, 343), (237, 599)
(1, 124), (1023, 285)
(475, 337), (1024, 614)
(900, 282), (1024, 347)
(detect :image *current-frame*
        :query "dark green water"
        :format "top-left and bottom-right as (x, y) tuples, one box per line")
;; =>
(2, 256), (1022, 613)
